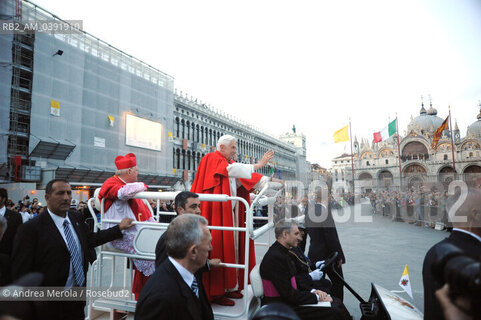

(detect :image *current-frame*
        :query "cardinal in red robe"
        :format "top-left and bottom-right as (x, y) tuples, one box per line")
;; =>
(98, 153), (156, 299)
(191, 135), (276, 305)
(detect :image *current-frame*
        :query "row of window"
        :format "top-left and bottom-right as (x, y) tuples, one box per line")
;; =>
(337, 153), (478, 169)
(176, 105), (293, 153)
(335, 152), (479, 171)
(365, 159), (389, 166)
(173, 149), (204, 171)
(172, 148), (272, 176)
(334, 159), (390, 173)
(174, 116), (293, 168)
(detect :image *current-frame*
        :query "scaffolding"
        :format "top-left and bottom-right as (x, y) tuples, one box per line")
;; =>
(7, 31), (34, 180)
(2, 0), (176, 183)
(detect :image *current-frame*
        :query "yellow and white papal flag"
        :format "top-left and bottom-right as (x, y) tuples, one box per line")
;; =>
(398, 265), (413, 299)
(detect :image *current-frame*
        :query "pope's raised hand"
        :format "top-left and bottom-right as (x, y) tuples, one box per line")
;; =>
(253, 150), (275, 171)
(260, 150), (274, 166)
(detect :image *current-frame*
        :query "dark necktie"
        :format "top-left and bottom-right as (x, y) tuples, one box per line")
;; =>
(191, 277), (199, 298)
(63, 220), (85, 286)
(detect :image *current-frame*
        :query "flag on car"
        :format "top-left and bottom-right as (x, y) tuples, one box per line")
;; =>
(431, 115), (449, 150)
(373, 119), (397, 143)
(333, 125), (349, 143)
(398, 264), (413, 299)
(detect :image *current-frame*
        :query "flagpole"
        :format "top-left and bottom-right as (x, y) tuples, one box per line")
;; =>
(395, 114), (402, 190)
(448, 106), (456, 172)
(349, 118), (355, 193)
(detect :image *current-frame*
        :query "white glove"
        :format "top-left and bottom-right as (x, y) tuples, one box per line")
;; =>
(315, 260), (325, 270)
(309, 269), (324, 281)
(117, 182), (147, 200)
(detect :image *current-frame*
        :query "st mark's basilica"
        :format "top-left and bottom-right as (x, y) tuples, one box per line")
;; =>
(332, 103), (481, 194)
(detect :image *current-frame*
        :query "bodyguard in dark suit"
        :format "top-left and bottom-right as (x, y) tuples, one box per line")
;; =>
(136, 214), (214, 320)
(11, 179), (134, 320)
(423, 188), (481, 320)
(306, 190), (346, 301)
(155, 191), (220, 274)
(0, 188), (22, 257)
(155, 191), (201, 268)
(0, 215), (11, 286)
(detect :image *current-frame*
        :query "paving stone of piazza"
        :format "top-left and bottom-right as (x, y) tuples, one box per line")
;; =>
(331, 203), (447, 319)
(88, 202), (448, 319)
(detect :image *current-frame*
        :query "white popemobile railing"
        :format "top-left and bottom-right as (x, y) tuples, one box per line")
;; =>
(86, 182), (284, 320)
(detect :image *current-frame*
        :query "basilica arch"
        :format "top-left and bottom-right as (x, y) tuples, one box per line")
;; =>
(437, 143), (452, 152)
(463, 164), (481, 185)
(358, 172), (373, 180)
(406, 176), (423, 189)
(463, 164), (481, 173)
(401, 141), (429, 161)
(461, 140), (481, 159)
(360, 151), (375, 159)
(403, 163), (427, 175)
(358, 172), (373, 193)
(438, 166), (456, 188)
(377, 170), (393, 189)
(403, 163), (427, 189)
(461, 140), (481, 151)
(378, 148), (394, 158)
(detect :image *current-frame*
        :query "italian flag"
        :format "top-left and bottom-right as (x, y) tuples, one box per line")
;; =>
(373, 119), (397, 143)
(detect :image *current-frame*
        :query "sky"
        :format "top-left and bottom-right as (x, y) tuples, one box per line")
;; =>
(30, 0), (481, 167)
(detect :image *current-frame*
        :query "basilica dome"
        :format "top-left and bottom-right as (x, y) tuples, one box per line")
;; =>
(408, 105), (444, 134)
(466, 109), (481, 138)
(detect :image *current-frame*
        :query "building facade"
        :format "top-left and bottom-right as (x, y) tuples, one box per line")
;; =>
(0, 0), (300, 195)
(0, 0), (177, 190)
(331, 153), (353, 194)
(331, 103), (481, 194)
(279, 127), (310, 186)
(279, 126), (306, 157)
(311, 163), (330, 184)
(172, 92), (298, 189)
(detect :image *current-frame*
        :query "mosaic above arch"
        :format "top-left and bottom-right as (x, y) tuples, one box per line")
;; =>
(360, 151), (375, 159)
(461, 141), (480, 151)
(403, 163), (427, 175)
(378, 148), (394, 158)
(437, 143), (452, 152)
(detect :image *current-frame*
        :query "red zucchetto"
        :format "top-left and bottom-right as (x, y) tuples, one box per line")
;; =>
(115, 153), (137, 170)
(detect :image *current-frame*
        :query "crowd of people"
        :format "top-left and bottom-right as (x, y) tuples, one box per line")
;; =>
(0, 134), (478, 320)
(147, 199), (176, 223)
(2, 195), (44, 223)
(329, 193), (355, 209)
(364, 187), (450, 228)
(1, 194), (94, 224)
(305, 186), (452, 230)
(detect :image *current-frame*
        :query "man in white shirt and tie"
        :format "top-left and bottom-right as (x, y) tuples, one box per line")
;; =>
(11, 179), (134, 320)
(135, 214), (214, 320)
